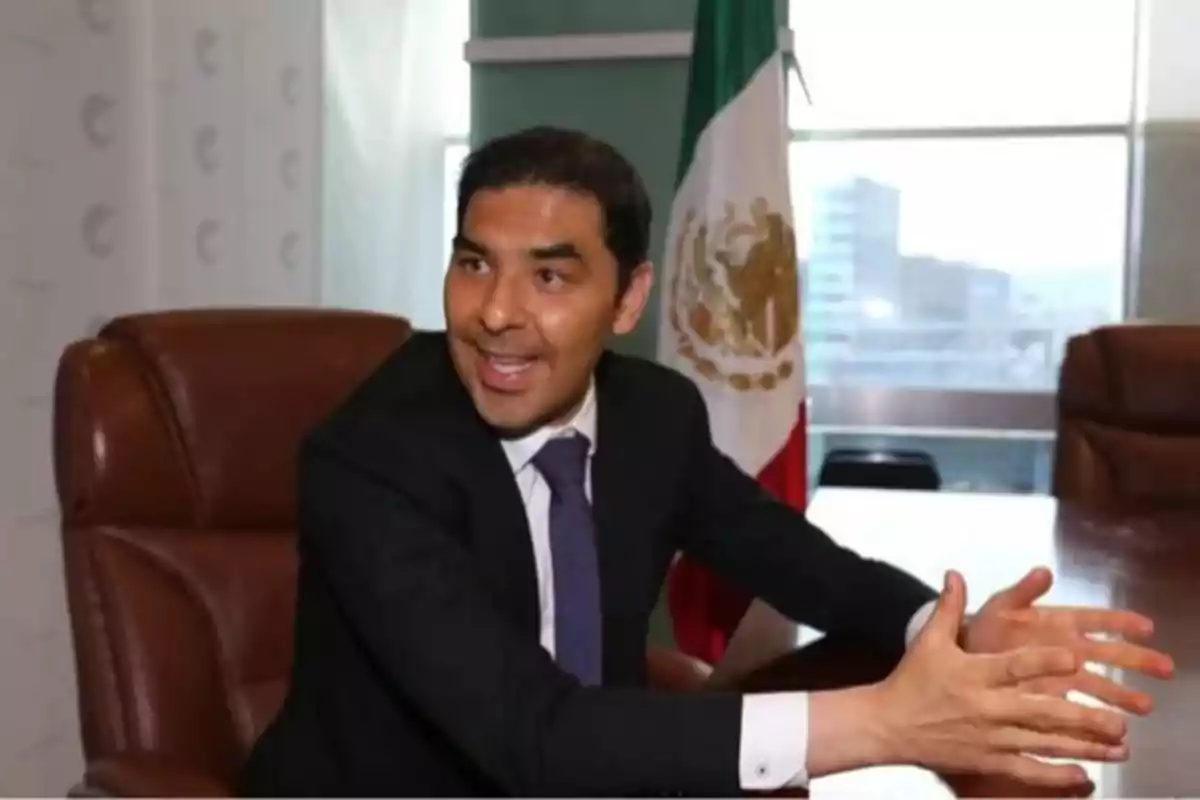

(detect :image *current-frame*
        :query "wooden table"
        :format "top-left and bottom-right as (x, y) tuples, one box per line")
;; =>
(738, 488), (1200, 798)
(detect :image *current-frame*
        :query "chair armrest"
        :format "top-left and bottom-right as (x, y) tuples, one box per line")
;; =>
(71, 753), (232, 797)
(645, 644), (713, 692)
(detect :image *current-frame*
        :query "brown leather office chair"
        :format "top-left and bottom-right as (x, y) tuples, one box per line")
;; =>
(1053, 323), (1200, 509)
(53, 309), (711, 797)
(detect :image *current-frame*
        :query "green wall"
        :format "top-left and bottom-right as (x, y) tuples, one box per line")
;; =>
(475, 0), (698, 37)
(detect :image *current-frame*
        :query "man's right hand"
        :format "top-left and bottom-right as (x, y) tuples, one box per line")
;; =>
(874, 569), (1128, 786)
(807, 570), (1129, 788)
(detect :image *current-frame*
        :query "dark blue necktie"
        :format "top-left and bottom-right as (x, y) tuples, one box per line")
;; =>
(532, 435), (602, 685)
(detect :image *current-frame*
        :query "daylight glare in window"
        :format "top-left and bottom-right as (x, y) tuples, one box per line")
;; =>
(789, 0), (1137, 393)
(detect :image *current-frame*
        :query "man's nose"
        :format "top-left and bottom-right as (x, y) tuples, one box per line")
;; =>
(480, 273), (527, 332)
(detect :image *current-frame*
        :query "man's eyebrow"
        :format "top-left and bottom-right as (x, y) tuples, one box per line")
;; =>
(529, 242), (583, 261)
(452, 235), (488, 255)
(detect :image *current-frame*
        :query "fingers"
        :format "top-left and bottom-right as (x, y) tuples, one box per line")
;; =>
(984, 645), (1077, 685)
(1080, 639), (1176, 678)
(944, 770), (1095, 799)
(990, 726), (1129, 762)
(924, 570), (968, 642)
(975, 753), (1090, 789)
(1068, 669), (1155, 715)
(1045, 607), (1156, 639)
(992, 566), (1055, 610)
(998, 691), (1127, 744)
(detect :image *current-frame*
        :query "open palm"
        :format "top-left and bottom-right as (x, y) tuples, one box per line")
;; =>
(962, 567), (1174, 714)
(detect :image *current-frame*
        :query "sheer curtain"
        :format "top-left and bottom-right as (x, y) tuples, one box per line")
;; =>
(321, 0), (467, 329)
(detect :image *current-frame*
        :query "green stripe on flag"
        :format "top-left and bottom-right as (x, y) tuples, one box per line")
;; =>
(675, 0), (780, 187)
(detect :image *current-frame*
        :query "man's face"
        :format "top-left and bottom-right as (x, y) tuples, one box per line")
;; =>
(444, 184), (652, 435)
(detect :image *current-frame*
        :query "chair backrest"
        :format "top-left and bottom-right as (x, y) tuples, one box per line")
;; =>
(817, 448), (942, 491)
(52, 308), (410, 785)
(1053, 324), (1200, 509)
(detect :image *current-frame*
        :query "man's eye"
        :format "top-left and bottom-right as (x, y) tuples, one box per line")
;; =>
(536, 268), (566, 288)
(456, 257), (487, 273)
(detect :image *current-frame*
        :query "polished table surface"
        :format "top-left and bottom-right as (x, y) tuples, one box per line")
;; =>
(739, 488), (1200, 798)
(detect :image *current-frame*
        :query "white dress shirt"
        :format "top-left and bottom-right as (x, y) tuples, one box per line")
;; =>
(498, 384), (936, 791)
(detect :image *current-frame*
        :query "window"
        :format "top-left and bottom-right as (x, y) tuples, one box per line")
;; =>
(444, 140), (470, 266)
(323, 1), (470, 327)
(790, 0), (1138, 430)
(789, 0), (1136, 131)
(443, 1), (471, 268)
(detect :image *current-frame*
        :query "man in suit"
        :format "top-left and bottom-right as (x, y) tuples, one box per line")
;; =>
(243, 127), (1172, 796)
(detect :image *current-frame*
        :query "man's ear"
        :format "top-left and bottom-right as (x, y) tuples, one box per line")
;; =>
(612, 262), (654, 336)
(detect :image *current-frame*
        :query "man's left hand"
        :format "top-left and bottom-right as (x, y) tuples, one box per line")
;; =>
(962, 566), (1175, 715)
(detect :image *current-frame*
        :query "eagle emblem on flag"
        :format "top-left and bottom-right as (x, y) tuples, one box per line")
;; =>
(666, 197), (800, 392)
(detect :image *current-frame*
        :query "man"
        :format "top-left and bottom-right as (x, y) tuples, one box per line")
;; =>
(242, 127), (1173, 796)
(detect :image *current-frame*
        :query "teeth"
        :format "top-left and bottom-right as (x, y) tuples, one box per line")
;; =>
(488, 356), (533, 375)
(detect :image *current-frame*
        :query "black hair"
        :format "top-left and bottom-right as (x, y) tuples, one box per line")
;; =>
(455, 126), (651, 294)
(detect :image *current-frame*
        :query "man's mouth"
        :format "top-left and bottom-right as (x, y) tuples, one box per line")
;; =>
(477, 349), (539, 391)
(485, 354), (535, 374)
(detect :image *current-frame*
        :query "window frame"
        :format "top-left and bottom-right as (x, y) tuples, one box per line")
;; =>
(789, 4), (1144, 436)
(443, 135), (470, 269)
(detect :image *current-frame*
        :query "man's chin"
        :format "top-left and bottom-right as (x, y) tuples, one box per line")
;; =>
(490, 420), (543, 440)
(481, 412), (545, 441)
(468, 381), (588, 440)
(470, 390), (544, 440)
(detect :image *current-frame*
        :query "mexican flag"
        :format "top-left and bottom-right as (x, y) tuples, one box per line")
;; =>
(658, 0), (807, 667)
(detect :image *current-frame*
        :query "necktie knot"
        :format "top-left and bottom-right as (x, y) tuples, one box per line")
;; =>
(532, 434), (589, 496)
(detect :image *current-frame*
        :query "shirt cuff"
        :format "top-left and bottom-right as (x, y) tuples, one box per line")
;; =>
(905, 599), (938, 647)
(738, 692), (810, 790)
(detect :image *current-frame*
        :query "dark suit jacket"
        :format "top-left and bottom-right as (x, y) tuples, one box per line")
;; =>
(241, 332), (936, 797)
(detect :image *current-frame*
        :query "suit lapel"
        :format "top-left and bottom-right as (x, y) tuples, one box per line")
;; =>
(433, 342), (542, 640)
(592, 356), (658, 682)
(462, 431), (542, 638)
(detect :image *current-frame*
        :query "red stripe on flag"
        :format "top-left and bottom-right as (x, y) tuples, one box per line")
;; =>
(667, 402), (808, 664)
(757, 401), (809, 509)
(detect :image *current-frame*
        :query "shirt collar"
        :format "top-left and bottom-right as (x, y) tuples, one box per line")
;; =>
(499, 381), (597, 475)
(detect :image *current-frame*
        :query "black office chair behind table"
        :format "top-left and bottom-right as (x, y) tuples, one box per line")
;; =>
(817, 448), (942, 491)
